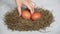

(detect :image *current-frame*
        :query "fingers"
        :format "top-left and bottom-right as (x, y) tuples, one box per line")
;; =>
(29, 2), (36, 14)
(31, 2), (36, 8)
(23, 1), (35, 14)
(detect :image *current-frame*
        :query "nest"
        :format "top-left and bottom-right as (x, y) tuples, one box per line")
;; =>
(4, 7), (54, 31)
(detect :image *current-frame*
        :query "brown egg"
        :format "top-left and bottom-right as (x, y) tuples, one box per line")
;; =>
(31, 12), (42, 20)
(21, 10), (31, 19)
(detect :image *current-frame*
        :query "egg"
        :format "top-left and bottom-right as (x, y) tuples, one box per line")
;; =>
(31, 12), (42, 20)
(21, 10), (31, 19)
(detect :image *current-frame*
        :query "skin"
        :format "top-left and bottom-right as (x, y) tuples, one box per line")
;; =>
(15, 0), (35, 16)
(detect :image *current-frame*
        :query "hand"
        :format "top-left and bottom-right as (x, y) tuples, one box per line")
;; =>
(16, 0), (35, 16)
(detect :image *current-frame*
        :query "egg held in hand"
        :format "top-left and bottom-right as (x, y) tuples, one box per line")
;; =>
(21, 10), (31, 19)
(31, 12), (42, 20)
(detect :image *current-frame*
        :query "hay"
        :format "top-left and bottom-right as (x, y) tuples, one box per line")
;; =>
(4, 7), (54, 31)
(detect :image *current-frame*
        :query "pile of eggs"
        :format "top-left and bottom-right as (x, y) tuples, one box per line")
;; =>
(21, 10), (42, 20)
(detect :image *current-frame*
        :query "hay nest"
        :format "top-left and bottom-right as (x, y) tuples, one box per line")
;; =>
(4, 7), (54, 31)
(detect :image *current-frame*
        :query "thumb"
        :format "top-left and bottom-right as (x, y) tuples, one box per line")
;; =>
(17, 7), (21, 16)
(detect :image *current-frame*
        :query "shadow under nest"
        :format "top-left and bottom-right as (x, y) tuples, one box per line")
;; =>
(4, 7), (54, 31)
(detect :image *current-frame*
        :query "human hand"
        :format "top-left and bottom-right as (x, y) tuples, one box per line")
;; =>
(16, 0), (35, 16)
